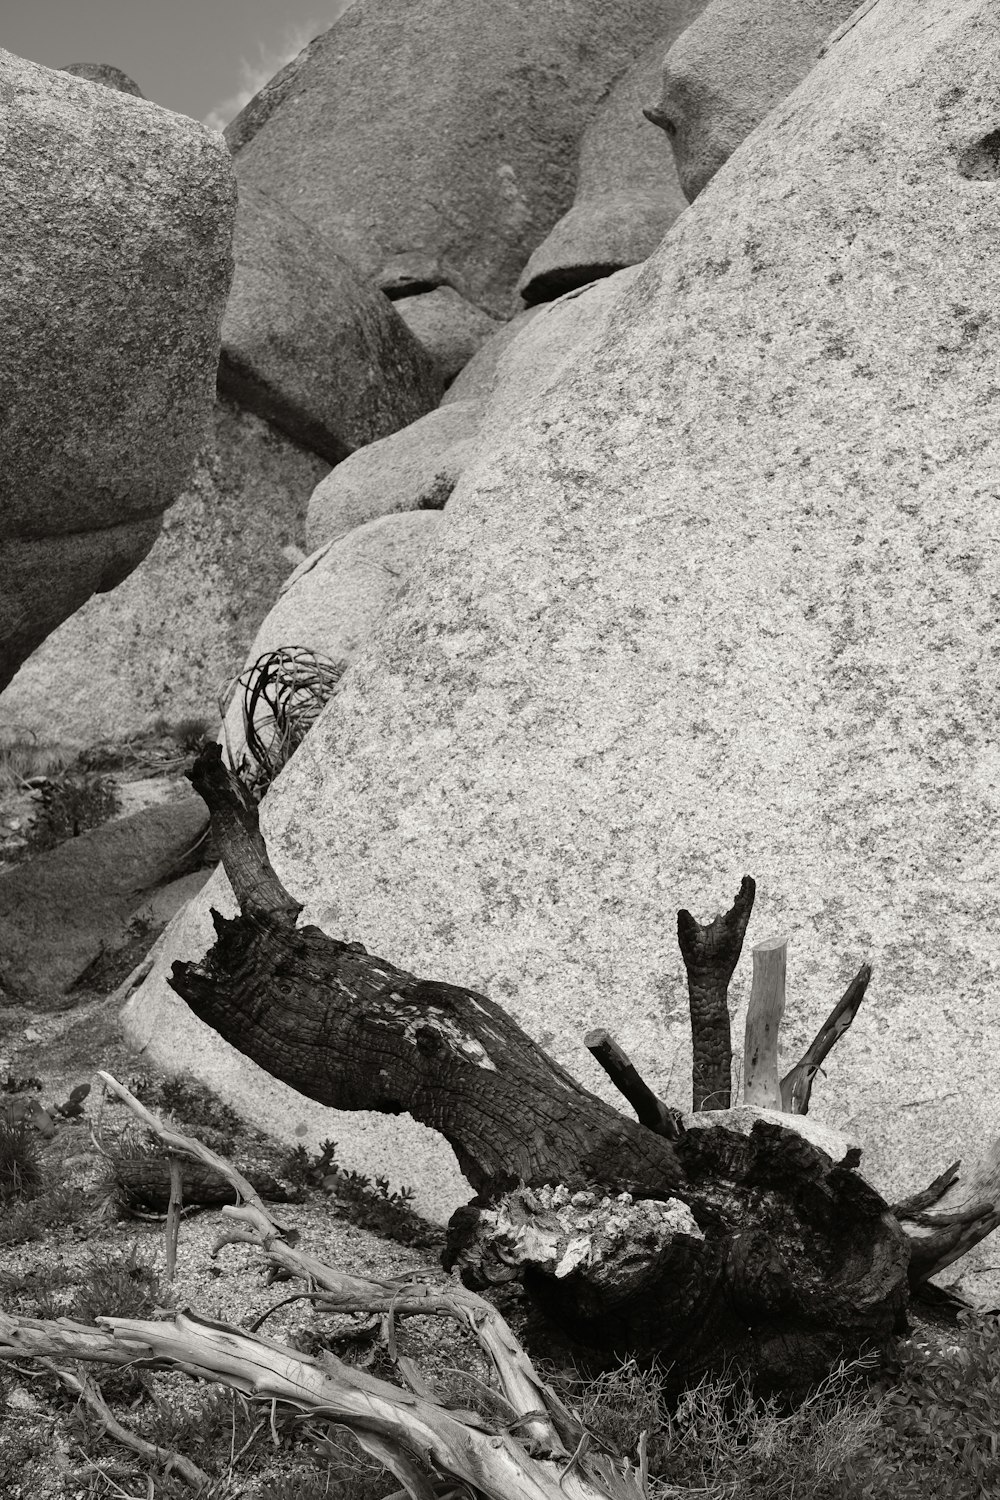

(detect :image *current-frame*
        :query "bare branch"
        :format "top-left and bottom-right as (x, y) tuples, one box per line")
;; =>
(889, 1160), (961, 1221)
(47, 1361), (209, 1491)
(780, 963), (872, 1115)
(584, 1028), (684, 1139)
(897, 1139), (1000, 1286)
(0, 1308), (647, 1500)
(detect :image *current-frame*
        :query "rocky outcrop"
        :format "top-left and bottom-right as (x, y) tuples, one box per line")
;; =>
(122, 0), (1000, 1286)
(219, 185), (442, 465)
(0, 50), (235, 694)
(516, 8), (705, 305)
(440, 309), (545, 407)
(0, 794), (207, 1004)
(60, 62), (145, 96)
(392, 289), (503, 387)
(643, 0), (860, 201)
(224, 0), (691, 318)
(306, 403), (480, 551)
(0, 398), (328, 747)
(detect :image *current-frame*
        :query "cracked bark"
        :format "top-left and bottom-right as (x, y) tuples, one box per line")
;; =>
(164, 745), (997, 1406)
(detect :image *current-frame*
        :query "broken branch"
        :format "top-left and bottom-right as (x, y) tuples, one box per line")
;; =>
(584, 1028), (684, 1139)
(742, 938), (787, 1109)
(779, 963), (872, 1115)
(677, 875), (756, 1111)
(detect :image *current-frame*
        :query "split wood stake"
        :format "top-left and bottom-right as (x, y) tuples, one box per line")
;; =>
(742, 937), (787, 1109)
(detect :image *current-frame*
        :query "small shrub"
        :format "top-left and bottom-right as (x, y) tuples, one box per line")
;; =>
(856, 1309), (1000, 1496)
(68, 1244), (172, 1406)
(278, 1139), (438, 1250)
(0, 1118), (43, 1204)
(170, 714), (214, 753)
(70, 1243), (169, 1326)
(142, 1387), (264, 1473)
(0, 1184), (90, 1247)
(158, 1074), (245, 1145)
(0, 731), (68, 792)
(258, 1433), (399, 1500)
(0, 1417), (51, 1500)
(24, 771), (120, 850)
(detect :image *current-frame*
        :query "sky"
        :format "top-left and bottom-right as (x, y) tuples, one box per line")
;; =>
(2, 0), (354, 131)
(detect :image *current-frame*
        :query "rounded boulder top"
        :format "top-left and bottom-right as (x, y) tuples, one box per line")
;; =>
(60, 61), (145, 98)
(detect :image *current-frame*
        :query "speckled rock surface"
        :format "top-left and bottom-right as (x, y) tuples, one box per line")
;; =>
(219, 185), (442, 466)
(225, 0), (686, 318)
(644, 0), (859, 201)
(517, 15), (703, 305)
(306, 403), (480, 551)
(393, 287), (504, 386)
(123, 1), (1000, 1298)
(60, 62), (145, 96)
(0, 49), (235, 692)
(221, 511), (444, 772)
(0, 397), (329, 747)
(440, 308), (545, 407)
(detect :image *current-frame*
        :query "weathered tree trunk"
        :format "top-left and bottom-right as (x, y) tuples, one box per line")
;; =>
(103, 1149), (291, 1214)
(165, 745), (997, 1405)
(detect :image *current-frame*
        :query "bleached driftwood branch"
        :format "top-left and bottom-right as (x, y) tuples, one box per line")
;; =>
(0, 1073), (663, 1500)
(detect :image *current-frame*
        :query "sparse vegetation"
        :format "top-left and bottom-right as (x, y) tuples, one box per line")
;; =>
(0, 1181), (91, 1246)
(0, 1116), (43, 1203)
(20, 768), (120, 851)
(280, 1138), (438, 1250)
(0, 729), (69, 791)
(4, 1084), (1000, 1500)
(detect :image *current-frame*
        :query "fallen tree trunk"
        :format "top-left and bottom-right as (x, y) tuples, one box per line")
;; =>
(163, 744), (997, 1403)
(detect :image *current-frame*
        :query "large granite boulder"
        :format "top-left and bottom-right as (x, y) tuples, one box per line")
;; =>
(0, 795), (207, 1005)
(306, 403), (481, 551)
(221, 511), (445, 770)
(440, 308), (545, 407)
(0, 397), (328, 747)
(123, 0), (1000, 1299)
(225, 0), (693, 318)
(516, 9), (704, 306)
(219, 185), (442, 465)
(643, 0), (860, 200)
(0, 50), (235, 695)
(392, 288), (503, 387)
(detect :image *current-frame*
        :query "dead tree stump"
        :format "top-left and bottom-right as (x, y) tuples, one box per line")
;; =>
(165, 745), (997, 1404)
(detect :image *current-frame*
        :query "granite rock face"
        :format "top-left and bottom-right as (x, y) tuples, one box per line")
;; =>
(643, 0), (860, 201)
(306, 403), (481, 552)
(517, 9), (705, 305)
(0, 794), (207, 1004)
(222, 511), (445, 770)
(0, 398), (328, 747)
(392, 288), (504, 387)
(440, 308), (545, 407)
(219, 185), (442, 465)
(123, 3), (1000, 1261)
(0, 49), (235, 693)
(225, 0), (690, 318)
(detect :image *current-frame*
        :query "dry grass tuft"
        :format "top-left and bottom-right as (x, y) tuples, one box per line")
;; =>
(221, 646), (347, 800)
